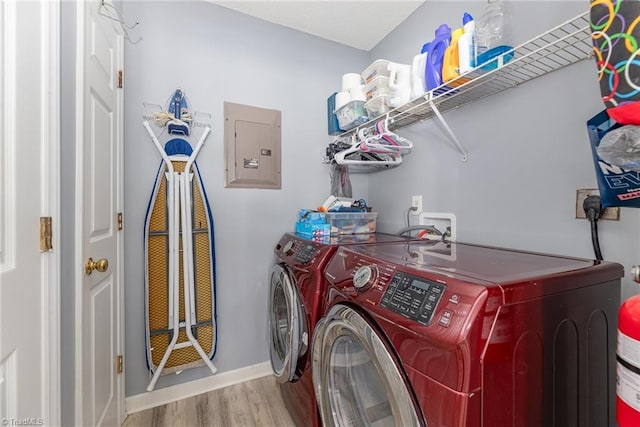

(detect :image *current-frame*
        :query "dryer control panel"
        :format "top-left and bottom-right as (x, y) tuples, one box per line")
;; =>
(381, 272), (446, 326)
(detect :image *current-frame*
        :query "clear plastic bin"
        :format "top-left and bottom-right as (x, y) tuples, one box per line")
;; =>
(362, 59), (391, 84)
(325, 212), (378, 235)
(364, 95), (390, 117)
(364, 76), (391, 100)
(334, 100), (368, 130)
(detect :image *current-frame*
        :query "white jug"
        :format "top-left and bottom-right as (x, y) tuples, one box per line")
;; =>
(387, 62), (411, 107)
(411, 52), (427, 98)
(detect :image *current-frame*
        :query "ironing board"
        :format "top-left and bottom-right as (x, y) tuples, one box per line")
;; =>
(143, 89), (217, 391)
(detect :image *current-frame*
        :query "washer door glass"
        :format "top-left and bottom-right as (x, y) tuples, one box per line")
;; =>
(269, 264), (306, 383)
(328, 333), (394, 425)
(312, 304), (423, 427)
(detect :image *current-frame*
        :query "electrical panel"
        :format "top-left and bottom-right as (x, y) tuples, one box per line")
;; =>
(224, 102), (281, 189)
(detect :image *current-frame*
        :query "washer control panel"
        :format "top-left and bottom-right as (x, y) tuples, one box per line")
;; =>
(294, 242), (318, 264)
(380, 272), (446, 326)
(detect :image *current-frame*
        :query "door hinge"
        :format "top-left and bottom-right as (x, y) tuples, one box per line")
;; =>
(116, 355), (123, 374)
(117, 212), (123, 230)
(40, 217), (53, 252)
(117, 70), (123, 89)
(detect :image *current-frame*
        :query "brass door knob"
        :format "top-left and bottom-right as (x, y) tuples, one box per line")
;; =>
(85, 257), (109, 275)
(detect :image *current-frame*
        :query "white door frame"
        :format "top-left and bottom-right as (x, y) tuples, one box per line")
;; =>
(1, 0), (61, 424)
(73, 0), (125, 424)
(41, 2), (62, 424)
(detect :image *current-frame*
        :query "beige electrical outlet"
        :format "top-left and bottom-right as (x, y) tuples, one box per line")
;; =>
(575, 188), (620, 221)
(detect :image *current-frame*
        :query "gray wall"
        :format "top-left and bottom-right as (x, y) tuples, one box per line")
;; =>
(122, 1), (369, 396)
(369, 1), (640, 300)
(58, 0), (640, 409)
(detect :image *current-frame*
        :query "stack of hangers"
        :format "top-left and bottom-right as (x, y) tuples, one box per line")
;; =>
(333, 117), (413, 167)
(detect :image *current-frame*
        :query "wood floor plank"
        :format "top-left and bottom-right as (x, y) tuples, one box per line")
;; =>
(122, 375), (296, 427)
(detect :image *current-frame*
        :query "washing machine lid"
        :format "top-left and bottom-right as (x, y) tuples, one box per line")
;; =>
(312, 304), (424, 427)
(347, 240), (622, 298)
(269, 264), (307, 383)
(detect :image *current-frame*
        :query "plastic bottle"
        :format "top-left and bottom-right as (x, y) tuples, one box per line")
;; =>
(442, 27), (464, 84)
(410, 42), (429, 98)
(475, 0), (514, 71)
(425, 24), (452, 91)
(458, 13), (475, 74)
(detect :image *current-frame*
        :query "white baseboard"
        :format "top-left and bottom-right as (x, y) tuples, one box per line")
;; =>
(125, 361), (272, 414)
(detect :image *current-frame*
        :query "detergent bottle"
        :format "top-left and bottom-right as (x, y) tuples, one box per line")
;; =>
(388, 62), (412, 107)
(458, 13), (475, 73)
(442, 26), (464, 84)
(475, 0), (514, 70)
(410, 42), (429, 98)
(425, 24), (452, 91)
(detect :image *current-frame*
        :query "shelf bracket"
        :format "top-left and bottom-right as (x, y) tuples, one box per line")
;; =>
(428, 99), (468, 162)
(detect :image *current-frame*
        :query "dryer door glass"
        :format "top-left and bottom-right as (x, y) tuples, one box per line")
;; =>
(312, 304), (423, 427)
(269, 264), (306, 383)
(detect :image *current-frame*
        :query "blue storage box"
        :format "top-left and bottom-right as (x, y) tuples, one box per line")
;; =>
(296, 221), (331, 237)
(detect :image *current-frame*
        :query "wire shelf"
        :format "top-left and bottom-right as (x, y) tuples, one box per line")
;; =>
(338, 11), (592, 139)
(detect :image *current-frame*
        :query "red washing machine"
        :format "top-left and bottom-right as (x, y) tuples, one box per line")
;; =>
(312, 240), (623, 427)
(269, 232), (413, 427)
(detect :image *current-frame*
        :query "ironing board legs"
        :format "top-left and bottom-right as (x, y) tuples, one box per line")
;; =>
(147, 173), (181, 392)
(146, 169), (216, 392)
(179, 172), (217, 374)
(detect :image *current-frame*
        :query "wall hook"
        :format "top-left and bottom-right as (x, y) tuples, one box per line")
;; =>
(99, 1), (142, 44)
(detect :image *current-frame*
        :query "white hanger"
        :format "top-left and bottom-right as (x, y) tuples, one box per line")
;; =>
(358, 116), (413, 155)
(334, 141), (403, 166)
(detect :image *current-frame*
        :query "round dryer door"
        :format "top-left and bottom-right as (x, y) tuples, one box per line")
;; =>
(312, 304), (424, 427)
(269, 264), (307, 383)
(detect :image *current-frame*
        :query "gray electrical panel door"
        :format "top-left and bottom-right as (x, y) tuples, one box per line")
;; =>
(224, 102), (281, 189)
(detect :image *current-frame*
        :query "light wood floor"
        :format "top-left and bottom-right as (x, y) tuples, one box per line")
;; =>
(122, 375), (296, 427)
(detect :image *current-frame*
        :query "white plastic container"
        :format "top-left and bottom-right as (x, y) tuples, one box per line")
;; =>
(334, 100), (368, 130)
(362, 59), (391, 84)
(364, 76), (391, 100)
(364, 95), (390, 117)
(411, 51), (428, 98)
(458, 12), (475, 73)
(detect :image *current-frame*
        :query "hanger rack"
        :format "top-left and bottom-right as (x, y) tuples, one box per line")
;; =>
(99, 0), (142, 44)
(331, 11), (593, 164)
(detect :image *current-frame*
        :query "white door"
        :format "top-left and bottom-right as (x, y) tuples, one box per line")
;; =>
(75, 0), (124, 425)
(0, 0), (60, 425)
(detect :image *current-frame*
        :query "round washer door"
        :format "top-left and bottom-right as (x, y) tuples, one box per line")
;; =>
(269, 263), (307, 383)
(312, 304), (424, 427)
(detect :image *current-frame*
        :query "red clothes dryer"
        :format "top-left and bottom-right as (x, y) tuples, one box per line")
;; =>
(269, 232), (412, 427)
(312, 240), (623, 427)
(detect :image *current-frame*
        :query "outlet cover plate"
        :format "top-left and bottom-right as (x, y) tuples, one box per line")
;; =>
(411, 195), (422, 215)
(575, 188), (620, 221)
